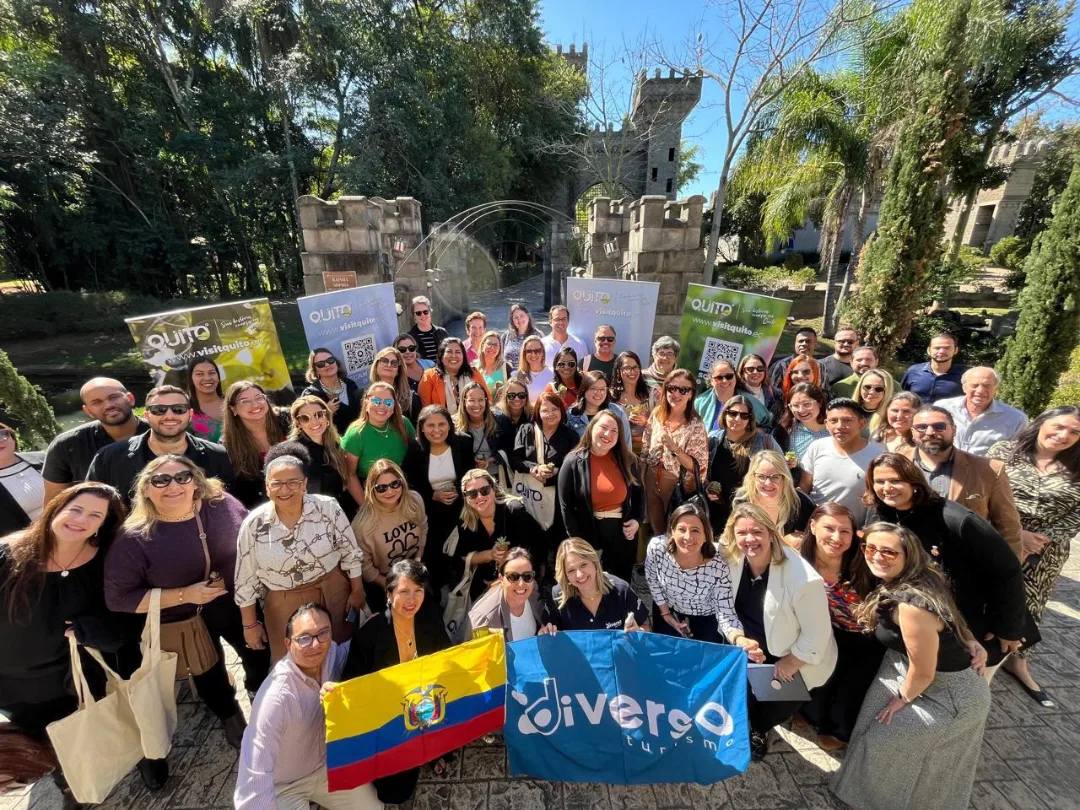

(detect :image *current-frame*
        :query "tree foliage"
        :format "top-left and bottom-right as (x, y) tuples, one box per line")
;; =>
(0, 349), (58, 448)
(0, 0), (583, 296)
(998, 155), (1080, 414)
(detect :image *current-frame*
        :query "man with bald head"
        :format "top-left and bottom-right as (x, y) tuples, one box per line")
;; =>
(938, 366), (1027, 455)
(41, 377), (148, 503)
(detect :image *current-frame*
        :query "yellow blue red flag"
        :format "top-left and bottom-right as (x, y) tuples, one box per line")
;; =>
(323, 633), (506, 790)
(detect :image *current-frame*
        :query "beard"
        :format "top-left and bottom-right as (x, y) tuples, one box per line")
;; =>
(920, 437), (952, 455)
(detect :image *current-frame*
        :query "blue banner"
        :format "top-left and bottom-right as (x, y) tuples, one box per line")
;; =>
(296, 283), (399, 387)
(505, 631), (749, 785)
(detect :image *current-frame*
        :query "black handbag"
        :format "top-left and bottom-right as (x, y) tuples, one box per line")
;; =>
(667, 457), (709, 518)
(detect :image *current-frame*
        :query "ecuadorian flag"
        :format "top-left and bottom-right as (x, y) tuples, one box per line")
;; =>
(323, 633), (507, 791)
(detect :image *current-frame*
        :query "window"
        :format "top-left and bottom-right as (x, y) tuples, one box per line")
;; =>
(668, 147), (676, 162)
(666, 178), (673, 193)
(650, 167), (658, 181)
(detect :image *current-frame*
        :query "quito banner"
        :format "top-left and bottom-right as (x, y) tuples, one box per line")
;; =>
(504, 630), (749, 785)
(296, 283), (399, 387)
(565, 278), (659, 363)
(125, 298), (292, 400)
(678, 284), (793, 381)
(324, 633), (507, 791)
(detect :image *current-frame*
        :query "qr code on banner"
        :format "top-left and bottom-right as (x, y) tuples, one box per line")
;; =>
(341, 334), (377, 375)
(700, 337), (743, 373)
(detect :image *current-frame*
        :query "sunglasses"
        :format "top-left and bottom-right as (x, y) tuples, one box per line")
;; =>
(397, 345), (418, 353)
(313, 358), (337, 369)
(505, 392), (528, 401)
(596, 336), (615, 344)
(912, 422), (949, 433)
(373, 479), (403, 494)
(379, 357), (401, 367)
(742, 366), (765, 373)
(666, 385), (692, 396)
(147, 404), (189, 416)
(296, 412), (328, 425)
(861, 385), (886, 394)
(368, 396), (395, 408)
(555, 362), (577, 370)
(464, 484), (493, 500)
(291, 627), (332, 648)
(504, 571), (536, 584)
(149, 471), (195, 488)
(525, 348), (544, 355)
(862, 542), (901, 562)
(725, 411), (751, 420)
(414, 309), (431, 316)
(712, 373), (736, 382)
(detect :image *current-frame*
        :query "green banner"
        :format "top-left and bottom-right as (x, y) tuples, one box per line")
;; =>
(678, 284), (792, 381)
(125, 298), (292, 400)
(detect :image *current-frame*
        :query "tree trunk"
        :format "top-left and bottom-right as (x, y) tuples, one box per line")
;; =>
(702, 156), (733, 283)
(821, 182), (853, 334)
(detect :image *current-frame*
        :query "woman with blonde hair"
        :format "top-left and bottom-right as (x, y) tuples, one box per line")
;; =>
(832, 523), (990, 810)
(517, 334), (554, 404)
(106, 455), (267, 755)
(451, 468), (540, 601)
(222, 380), (290, 507)
(454, 380), (506, 478)
(721, 502), (836, 760)
(541, 537), (649, 632)
(369, 346), (419, 424)
(287, 395), (357, 518)
(731, 450), (815, 541)
(352, 459), (427, 610)
(853, 368), (896, 438)
(473, 329), (509, 396)
(340, 380), (416, 493)
(299, 348), (362, 434)
(492, 373), (532, 456)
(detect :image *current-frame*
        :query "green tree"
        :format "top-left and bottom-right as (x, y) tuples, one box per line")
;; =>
(998, 155), (1080, 414)
(675, 143), (703, 195)
(0, 350), (58, 448)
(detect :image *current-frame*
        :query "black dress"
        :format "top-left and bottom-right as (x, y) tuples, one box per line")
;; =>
(452, 500), (542, 600)
(342, 606), (450, 804)
(295, 435), (357, 521)
(300, 378), (363, 436)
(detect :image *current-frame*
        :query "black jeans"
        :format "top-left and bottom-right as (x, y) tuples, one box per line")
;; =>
(595, 517), (634, 583)
(650, 604), (726, 643)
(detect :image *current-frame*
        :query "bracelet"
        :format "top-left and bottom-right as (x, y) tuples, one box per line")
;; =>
(243, 621), (263, 630)
(177, 589), (184, 604)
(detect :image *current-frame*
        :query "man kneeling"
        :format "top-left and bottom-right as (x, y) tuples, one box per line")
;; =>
(234, 603), (382, 809)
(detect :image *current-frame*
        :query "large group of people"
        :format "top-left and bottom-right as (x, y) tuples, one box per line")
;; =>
(1, 296), (1077, 810)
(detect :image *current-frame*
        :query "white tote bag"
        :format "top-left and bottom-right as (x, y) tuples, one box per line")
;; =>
(46, 636), (144, 803)
(443, 551), (477, 643)
(510, 426), (557, 529)
(123, 588), (179, 759)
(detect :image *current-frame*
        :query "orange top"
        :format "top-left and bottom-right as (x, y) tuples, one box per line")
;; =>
(590, 451), (627, 513)
(417, 367), (491, 408)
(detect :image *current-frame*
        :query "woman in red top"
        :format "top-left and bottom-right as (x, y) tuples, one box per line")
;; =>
(544, 347), (582, 409)
(799, 503), (881, 749)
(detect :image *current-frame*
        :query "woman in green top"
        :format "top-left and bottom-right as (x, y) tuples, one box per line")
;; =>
(340, 381), (415, 506)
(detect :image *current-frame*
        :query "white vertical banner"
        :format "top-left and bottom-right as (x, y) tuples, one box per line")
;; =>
(565, 278), (660, 363)
(296, 283), (399, 387)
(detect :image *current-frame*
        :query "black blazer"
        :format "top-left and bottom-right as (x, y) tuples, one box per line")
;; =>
(453, 500), (542, 598)
(402, 434), (476, 505)
(0, 453), (43, 537)
(492, 411), (526, 456)
(301, 377), (363, 436)
(342, 604), (450, 679)
(510, 422), (579, 485)
(557, 448), (644, 541)
(705, 435), (741, 533)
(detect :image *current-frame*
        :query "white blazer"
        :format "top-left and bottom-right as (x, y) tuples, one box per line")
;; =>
(726, 545), (838, 689)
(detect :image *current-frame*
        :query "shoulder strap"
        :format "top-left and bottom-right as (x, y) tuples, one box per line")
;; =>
(193, 504), (211, 581)
(535, 425), (546, 466)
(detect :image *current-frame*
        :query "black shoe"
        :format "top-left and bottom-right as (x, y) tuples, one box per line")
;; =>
(750, 731), (769, 761)
(223, 711), (247, 749)
(137, 757), (169, 791)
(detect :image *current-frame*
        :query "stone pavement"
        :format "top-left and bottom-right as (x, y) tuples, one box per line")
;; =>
(5, 541), (1080, 810)
(443, 272), (551, 339)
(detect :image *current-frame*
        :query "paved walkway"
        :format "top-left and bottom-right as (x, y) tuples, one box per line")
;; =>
(4, 536), (1079, 809)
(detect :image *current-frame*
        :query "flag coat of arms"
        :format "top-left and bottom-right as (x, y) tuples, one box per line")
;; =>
(323, 633), (506, 790)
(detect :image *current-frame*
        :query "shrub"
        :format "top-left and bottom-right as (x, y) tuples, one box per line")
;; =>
(717, 264), (816, 292)
(0, 290), (208, 341)
(1049, 346), (1080, 409)
(989, 236), (1026, 271)
(896, 314), (1004, 368)
(782, 252), (805, 272)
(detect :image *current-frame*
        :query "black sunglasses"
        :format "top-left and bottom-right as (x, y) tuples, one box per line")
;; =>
(504, 571), (535, 583)
(147, 404), (189, 416)
(596, 336), (615, 343)
(397, 344), (418, 353)
(505, 392), (528, 401)
(464, 484), (493, 499)
(149, 471), (195, 488)
(313, 358), (337, 369)
(373, 479), (403, 494)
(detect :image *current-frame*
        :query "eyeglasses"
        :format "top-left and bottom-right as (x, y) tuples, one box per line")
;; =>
(666, 385), (692, 396)
(861, 385), (886, 394)
(464, 484), (493, 500)
(379, 357), (401, 368)
(505, 392), (528, 401)
(712, 373), (736, 382)
(0, 429), (12, 441)
(296, 411), (328, 425)
(754, 473), (786, 484)
(268, 478), (305, 492)
(149, 471), (195, 488)
(596, 336), (615, 344)
(621, 365), (640, 372)
(291, 627), (332, 648)
(912, 422), (949, 434)
(862, 543), (901, 562)
(368, 396), (395, 408)
(397, 345), (418, 354)
(373, 479), (403, 494)
(725, 411), (751, 420)
(742, 366), (765, 373)
(555, 362), (577, 369)
(147, 404), (190, 416)
(313, 358), (337, 369)
(504, 571), (535, 583)
(414, 309), (431, 316)
(235, 395), (268, 407)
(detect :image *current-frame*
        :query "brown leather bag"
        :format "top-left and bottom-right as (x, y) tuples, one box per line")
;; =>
(159, 510), (220, 678)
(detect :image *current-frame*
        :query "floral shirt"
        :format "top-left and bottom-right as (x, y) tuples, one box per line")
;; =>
(823, 578), (863, 632)
(233, 494), (363, 606)
(642, 415), (709, 477)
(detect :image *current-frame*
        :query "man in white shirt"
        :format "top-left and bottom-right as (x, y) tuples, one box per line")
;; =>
(800, 398), (885, 523)
(235, 604), (382, 810)
(542, 305), (588, 364)
(938, 367), (1027, 455)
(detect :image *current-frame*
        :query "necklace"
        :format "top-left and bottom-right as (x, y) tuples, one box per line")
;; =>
(323, 380), (344, 396)
(368, 421), (392, 438)
(158, 508), (196, 523)
(51, 543), (88, 578)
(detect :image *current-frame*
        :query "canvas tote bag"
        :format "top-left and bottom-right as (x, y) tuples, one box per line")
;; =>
(510, 426), (557, 529)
